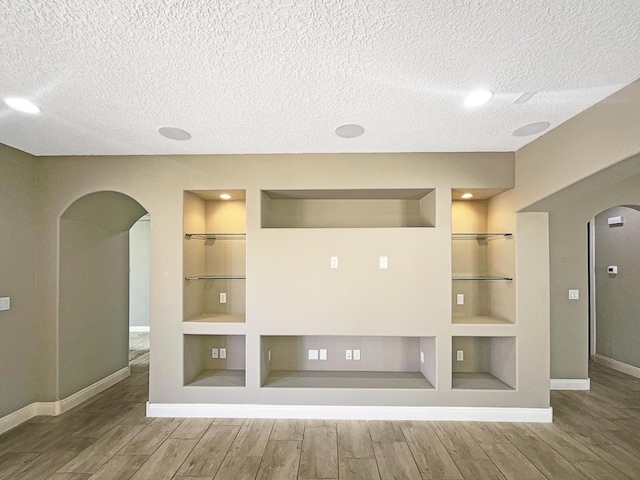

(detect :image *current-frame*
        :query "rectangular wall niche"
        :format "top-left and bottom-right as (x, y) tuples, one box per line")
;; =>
(261, 189), (436, 228)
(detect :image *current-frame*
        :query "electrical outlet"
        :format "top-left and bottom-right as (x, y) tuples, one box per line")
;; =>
(220, 292), (227, 303)
(212, 348), (219, 359)
(353, 349), (360, 360)
(379, 256), (388, 269)
(220, 348), (227, 359)
(456, 294), (464, 305)
(568, 289), (579, 300)
(0, 297), (9, 311)
(456, 350), (464, 362)
(268, 349), (271, 362)
(308, 349), (319, 360)
(331, 256), (339, 268)
(420, 351), (425, 364)
(345, 349), (352, 360)
(319, 349), (327, 360)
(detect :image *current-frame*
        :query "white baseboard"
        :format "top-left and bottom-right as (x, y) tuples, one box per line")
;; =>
(0, 366), (130, 435)
(550, 378), (591, 390)
(129, 326), (150, 333)
(593, 354), (640, 379)
(147, 402), (553, 423)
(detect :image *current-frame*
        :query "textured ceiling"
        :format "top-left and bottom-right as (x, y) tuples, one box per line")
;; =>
(0, 0), (639, 156)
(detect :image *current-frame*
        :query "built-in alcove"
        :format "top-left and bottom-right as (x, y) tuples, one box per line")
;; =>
(261, 335), (436, 389)
(183, 334), (246, 387)
(183, 190), (246, 324)
(451, 336), (516, 390)
(261, 189), (436, 228)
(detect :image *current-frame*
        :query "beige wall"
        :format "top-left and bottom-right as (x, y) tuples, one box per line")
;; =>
(0, 144), (38, 417)
(489, 79), (640, 380)
(595, 206), (640, 367)
(59, 192), (147, 398)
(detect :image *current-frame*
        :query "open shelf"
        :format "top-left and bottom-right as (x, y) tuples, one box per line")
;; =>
(185, 233), (246, 239)
(263, 370), (433, 389)
(452, 372), (512, 390)
(261, 188), (435, 228)
(452, 336), (515, 390)
(452, 315), (513, 325)
(185, 275), (246, 280)
(261, 335), (436, 389)
(452, 233), (512, 239)
(453, 276), (513, 281)
(184, 334), (246, 387)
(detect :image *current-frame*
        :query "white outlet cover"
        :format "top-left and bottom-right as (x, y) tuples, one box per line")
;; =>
(308, 349), (319, 360)
(345, 349), (352, 360)
(220, 292), (227, 303)
(268, 349), (271, 362)
(330, 256), (339, 268)
(456, 350), (464, 361)
(568, 289), (579, 300)
(420, 351), (425, 364)
(456, 293), (464, 305)
(319, 349), (327, 360)
(379, 256), (388, 269)
(220, 348), (227, 359)
(0, 297), (9, 311)
(212, 348), (219, 359)
(354, 349), (361, 360)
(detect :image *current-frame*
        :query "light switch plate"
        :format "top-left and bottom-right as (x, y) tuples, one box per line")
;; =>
(420, 351), (425, 364)
(220, 292), (227, 303)
(568, 289), (579, 300)
(0, 297), (9, 311)
(353, 349), (360, 360)
(308, 349), (319, 360)
(456, 350), (464, 361)
(379, 256), (388, 269)
(319, 349), (327, 360)
(330, 256), (339, 269)
(456, 294), (464, 305)
(219, 348), (227, 359)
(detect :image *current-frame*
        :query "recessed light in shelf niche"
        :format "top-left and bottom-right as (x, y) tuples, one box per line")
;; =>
(219, 193), (231, 200)
(512, 121), (550, 137)
(335, 124), (364, 138)
(464, 90), (493, 107)
(4, 96), (41, 114)
(158, 126), (191, 141)
(461, 193), (473, 199)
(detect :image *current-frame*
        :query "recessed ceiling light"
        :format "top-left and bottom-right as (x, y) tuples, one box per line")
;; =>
(220, 194), (231, 200)
(335, 124), (364, 138)
(4, 97), (41, 114)
(461, 193), (474, 199)
(464, 90), (493, 107)
(512, 121), (550, 137)
(158, 126), (191, 141)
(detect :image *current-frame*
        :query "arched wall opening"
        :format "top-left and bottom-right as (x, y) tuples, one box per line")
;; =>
(590, 205), (640, 373)
(59, 191), (148, 399)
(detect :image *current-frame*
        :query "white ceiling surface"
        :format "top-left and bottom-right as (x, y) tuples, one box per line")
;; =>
(0, 1), (639, 156)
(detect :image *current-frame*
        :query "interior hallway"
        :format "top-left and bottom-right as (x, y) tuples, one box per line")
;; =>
(0, 358), (639, 480)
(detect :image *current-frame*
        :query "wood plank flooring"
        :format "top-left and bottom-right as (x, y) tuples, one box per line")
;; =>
(2, 358), (640, 479)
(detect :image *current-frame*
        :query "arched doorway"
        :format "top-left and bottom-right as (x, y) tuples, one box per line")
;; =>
(59, 191), (148, 399)
(589, 205), (640, 376)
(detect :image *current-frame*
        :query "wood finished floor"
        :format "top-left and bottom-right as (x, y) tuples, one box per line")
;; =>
(2, 358), (640, 480)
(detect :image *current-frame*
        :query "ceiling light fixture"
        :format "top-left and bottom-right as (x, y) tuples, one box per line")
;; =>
(512, 121), (550, 137)
(461, 193), (474, 199)
(158, 126), (191, 141)
(219, 194), (231, 200)
(4, 97), (41, 114)
(464, 90), (493, 107)
(335, 124), (364, 138)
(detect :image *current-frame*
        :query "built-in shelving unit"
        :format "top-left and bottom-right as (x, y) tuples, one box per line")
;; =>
(261, 335), (436, 389)
(261, 188), (436, 228)
(452, 197), (514, 325)
(184, 334), (246, 387)
(184, 190), (246, 325)
(451, 336), (516, 390)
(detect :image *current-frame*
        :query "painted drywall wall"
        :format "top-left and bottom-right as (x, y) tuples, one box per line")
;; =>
(59, 192), (146, 398)
(489, 79), (640, 381)
(0, 144), (38, 417)
(130, 216), (150, 328)
(595, 206), (640, 368)
(524, 154), (640, 379)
